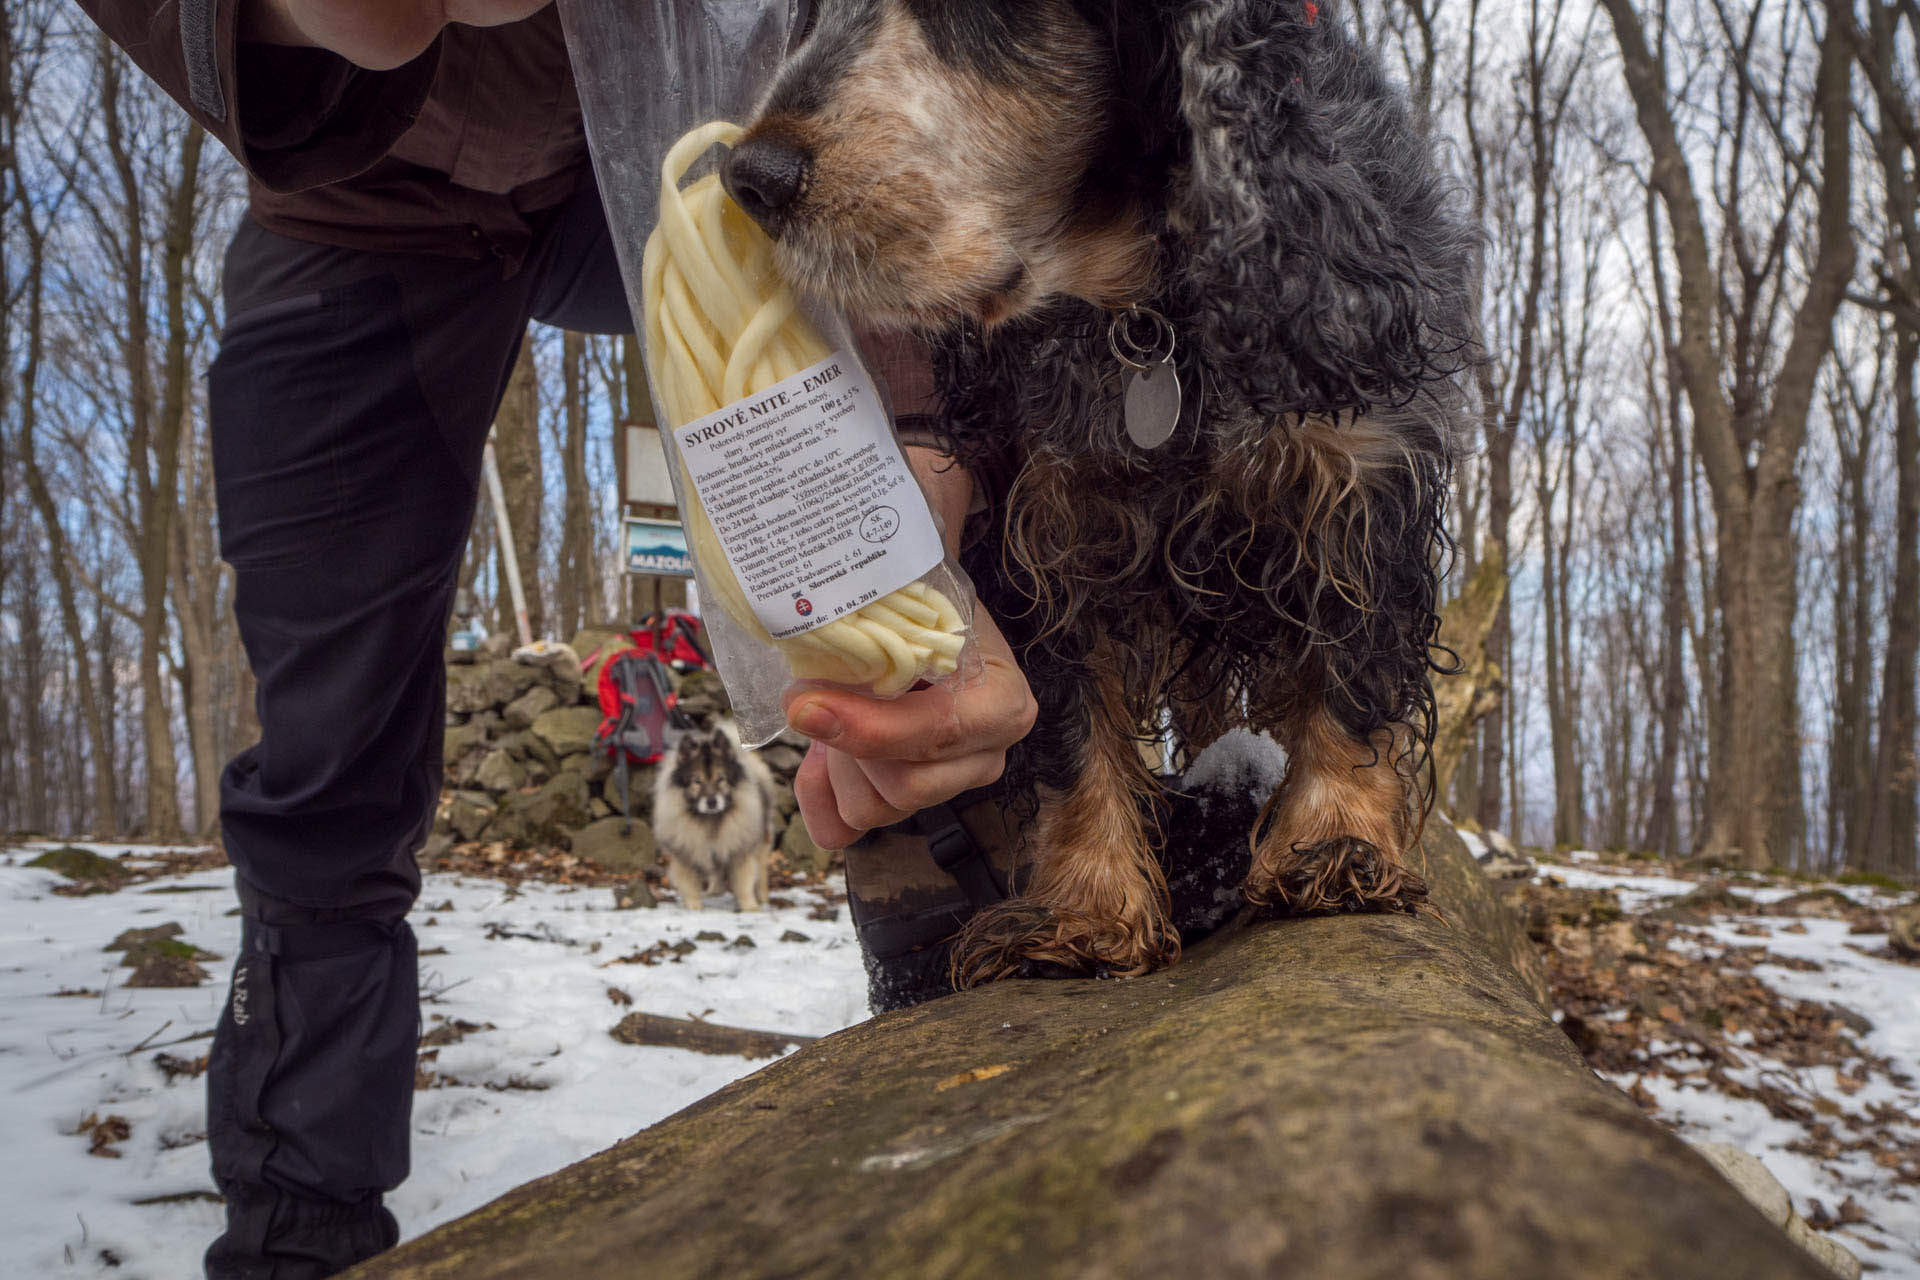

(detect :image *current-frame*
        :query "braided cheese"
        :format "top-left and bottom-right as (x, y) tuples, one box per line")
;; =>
(641, 121), (965, 696)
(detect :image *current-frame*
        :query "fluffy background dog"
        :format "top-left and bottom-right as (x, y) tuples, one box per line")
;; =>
(724, 0), (1479, 981)
(653, 724), (779, 911)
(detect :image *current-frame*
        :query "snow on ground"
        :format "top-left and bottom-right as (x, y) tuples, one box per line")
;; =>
(1680, 915), (1920, 1268)
(1532, 849), (1920, 1275)
(1536, 861), (1702, 912)
(6, 833), (1914, 1278)
(0, 842), (870, 1278)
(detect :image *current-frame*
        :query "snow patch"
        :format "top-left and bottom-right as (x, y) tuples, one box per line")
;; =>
(0, 844), (870, 1277)
(1178, 728), (1287, 807)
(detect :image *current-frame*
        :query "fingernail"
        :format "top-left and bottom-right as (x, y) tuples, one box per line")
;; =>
(789, 701), (840, 741)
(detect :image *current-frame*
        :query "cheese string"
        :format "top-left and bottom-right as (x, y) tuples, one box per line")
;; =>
(641, 121), (966, 696)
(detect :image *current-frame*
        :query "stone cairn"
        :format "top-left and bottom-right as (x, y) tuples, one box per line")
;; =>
(427, 626), (828, 891)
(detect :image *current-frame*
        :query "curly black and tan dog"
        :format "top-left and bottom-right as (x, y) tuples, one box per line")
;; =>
(723, 0), (1478, 983)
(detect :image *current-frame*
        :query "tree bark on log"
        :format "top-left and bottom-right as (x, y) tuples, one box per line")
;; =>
(354, 821), (1827, 1280)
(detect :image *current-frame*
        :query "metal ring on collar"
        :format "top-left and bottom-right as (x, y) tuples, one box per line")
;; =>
(1107, 304), (1176, 371)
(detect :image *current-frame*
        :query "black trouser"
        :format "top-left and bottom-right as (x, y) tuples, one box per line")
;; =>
(203, 178), (630, 1280)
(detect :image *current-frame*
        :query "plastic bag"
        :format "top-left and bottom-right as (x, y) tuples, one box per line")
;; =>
(559, 0), (980, 746)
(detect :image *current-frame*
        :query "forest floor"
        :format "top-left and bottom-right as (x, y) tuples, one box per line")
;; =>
(1469, 833), (1920, 1276)
(0, 832), (1913, 1277)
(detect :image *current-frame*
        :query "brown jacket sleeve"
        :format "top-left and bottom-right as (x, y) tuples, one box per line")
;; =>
(74, 0), (440, 193)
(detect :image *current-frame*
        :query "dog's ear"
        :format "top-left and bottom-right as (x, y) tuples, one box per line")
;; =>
(1166, 0), (1469, 418)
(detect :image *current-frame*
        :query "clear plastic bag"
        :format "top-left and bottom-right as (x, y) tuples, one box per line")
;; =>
(559, 0), (980, 746)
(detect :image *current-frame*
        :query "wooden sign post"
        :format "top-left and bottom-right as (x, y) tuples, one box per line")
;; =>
(614, 419), (691, 614)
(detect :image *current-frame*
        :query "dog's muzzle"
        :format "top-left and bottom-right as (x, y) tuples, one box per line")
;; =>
(722, 137), (810, 236)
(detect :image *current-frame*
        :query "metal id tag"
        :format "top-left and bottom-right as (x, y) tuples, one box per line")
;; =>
(1124, 359), (1182, 449)
(1110, 304), (1183, 451)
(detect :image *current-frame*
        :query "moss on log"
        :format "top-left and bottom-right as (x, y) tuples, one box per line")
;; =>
(354, 820), (1826, 1280)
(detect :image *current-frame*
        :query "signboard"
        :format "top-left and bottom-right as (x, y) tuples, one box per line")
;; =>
(626, 516), (694, 578)
(623, 422), (679, 507)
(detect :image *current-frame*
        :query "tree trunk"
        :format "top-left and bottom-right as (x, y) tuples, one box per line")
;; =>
(1865, 328), (1919, 876)
(622, 333), (649, 424)
(556, 330), (600, 638)
(1830, 371), (1876, 869)
(1855, 0), (1920, 878)
(1638, 192), (1690, 858)
(353, 818), (1829, 1280)
(493, 337), (545, 641)
(170, 445), (222, 836)
(1556, 441), (1584, 847)
(95, 594), (124, 833)
(1539, 483), (1574, 848)
(0, 0), (18, 831)
(19, 550), (50, 831)
(20, 464), (118, 834)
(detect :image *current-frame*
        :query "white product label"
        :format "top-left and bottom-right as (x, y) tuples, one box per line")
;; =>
(675, 351), (944, 641)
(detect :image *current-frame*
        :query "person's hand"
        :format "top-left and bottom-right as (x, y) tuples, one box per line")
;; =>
(784, 438), (1031, 848)
(242, 0), (553, 70)
(785, 603), (1036, 850)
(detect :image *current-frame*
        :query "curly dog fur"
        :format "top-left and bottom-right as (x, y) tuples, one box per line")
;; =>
(731, 0), (1479, 982)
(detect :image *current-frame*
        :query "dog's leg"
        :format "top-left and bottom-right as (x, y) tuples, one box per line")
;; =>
(950, 654), (1177, 987)
(665, 855), (705, 911)
(1244, 708), (1428, 916)
(729, 847), (768, 912)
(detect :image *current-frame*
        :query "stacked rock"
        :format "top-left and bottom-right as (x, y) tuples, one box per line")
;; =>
(428, 626), (828, 882)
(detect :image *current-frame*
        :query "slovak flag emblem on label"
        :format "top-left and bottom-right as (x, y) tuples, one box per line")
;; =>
(794, 598), (813, 617)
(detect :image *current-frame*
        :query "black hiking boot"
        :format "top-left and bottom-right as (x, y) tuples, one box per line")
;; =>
(844, 787), (1026, 1012)
(844, 760), (1273, 1011)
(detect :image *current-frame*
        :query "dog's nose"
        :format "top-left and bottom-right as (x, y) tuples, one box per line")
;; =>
(723, 137), (810, 233)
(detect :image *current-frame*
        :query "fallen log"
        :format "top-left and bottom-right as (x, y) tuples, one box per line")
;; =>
(607, 1012), (816, 1059)
(354, 819), (1829, 1280)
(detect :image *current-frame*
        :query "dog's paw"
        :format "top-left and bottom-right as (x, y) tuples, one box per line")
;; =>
(948, 900), (1178, 989)
(1243, 836), (1430, 918)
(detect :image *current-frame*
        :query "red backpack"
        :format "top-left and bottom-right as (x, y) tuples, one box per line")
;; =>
(593, 650), (688, 833)
(626, 610), (708, 673)
(588, 615), (709, 832)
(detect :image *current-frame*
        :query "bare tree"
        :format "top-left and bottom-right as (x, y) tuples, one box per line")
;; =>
(1464, 0), (1586, 835)
(1628, 193), (1696, 858)
(1824, 354), (1881, 866)
(1598, 0), (1855, 866)
(57, 35), (212, 837)
(4, 0), (122, 833)
(555, 329), (602, 637)
(1848, 0), (1919, 876)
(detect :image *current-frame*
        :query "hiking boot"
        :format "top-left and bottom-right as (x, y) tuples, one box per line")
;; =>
(844, 786), (1026, 1012)
(844, 763), (1273, 1011)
